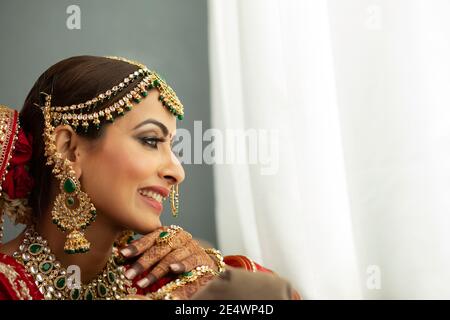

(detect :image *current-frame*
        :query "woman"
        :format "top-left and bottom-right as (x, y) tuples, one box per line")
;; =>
(0, 55), (294, 300)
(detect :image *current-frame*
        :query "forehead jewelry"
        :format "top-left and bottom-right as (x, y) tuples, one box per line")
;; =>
(36, 57), (184, 133)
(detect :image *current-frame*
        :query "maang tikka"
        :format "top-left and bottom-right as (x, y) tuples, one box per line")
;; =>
(41, 93), (97, 254)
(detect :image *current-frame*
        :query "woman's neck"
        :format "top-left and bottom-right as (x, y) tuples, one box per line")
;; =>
(35, 211), (122, 283)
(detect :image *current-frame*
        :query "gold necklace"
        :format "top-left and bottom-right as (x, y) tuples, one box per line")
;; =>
(13, 226), (136, 300)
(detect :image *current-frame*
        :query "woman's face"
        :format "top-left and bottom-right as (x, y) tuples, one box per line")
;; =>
(74, 89), (185, 234)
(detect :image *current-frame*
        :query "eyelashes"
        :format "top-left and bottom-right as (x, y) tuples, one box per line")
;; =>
(140, 137), (165, 149)
(139, 137), (178, 154)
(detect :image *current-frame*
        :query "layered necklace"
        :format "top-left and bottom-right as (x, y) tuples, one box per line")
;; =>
(12, 226), (136, 300)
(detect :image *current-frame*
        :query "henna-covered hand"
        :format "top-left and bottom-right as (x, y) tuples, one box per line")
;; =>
(119, 226), (218, 288)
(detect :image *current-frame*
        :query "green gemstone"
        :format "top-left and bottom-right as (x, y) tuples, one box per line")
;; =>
(126, 104), (133, 111)
(108, 271), (116, 284)
(159, 231), (169, 238)
(153, 80), (160, 87)
(54, 276), (66, 289)
(113, 256), (122, 267)
(177, 114), (184, 120)
(28, 244), (43, 255)
(39, 261), (53, 273)
(63, 178), (76, 193)
(133, 97), (141, 103)
(66, 196), (75, 207)
(70, 288), (80, 300)
(85, 289), (94, 300)
(97, 283), (107, 297)
(182, 271), (193, 277)
(141, 91), (148, 97)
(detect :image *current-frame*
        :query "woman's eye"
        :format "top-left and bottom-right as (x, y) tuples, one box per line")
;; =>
(140, 137), (164, 149)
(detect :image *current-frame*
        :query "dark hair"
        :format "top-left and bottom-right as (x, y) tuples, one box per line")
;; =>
(19, 55), (141, 221)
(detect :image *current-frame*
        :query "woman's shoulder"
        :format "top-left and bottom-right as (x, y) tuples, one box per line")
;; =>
(0, 252), (42, 300)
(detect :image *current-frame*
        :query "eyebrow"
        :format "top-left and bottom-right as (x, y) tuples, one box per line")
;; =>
(133, 119), (169, 137)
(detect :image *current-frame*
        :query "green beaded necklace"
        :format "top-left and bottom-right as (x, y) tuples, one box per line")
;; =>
(13, 226), (136, 300)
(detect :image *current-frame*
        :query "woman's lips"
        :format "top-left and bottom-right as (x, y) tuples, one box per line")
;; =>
(139, 193), (163, 214)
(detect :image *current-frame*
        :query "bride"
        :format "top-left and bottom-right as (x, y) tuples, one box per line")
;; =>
(0, 55), (291, 300)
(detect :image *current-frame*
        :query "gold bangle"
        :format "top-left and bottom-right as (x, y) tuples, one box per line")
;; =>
(146, 265), (216, 300)
(204, 248), (226, 274)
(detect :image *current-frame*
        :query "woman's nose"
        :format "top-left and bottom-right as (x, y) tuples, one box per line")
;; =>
(159, 150), (185, 186)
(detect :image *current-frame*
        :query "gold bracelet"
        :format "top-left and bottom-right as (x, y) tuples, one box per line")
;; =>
(146, 265), (216, 300)
(204, 248), (226, 274)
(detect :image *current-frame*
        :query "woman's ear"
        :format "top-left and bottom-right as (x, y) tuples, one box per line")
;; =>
(53, 125), (84, 178)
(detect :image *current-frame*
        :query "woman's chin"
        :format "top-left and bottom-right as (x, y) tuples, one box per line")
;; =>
(129, 218), (162, 235)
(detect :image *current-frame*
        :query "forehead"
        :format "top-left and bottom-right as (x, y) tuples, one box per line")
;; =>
(114, 89), (177, 137)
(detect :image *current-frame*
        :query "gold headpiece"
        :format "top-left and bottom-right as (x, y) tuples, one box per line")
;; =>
(36, 56), (184, 133)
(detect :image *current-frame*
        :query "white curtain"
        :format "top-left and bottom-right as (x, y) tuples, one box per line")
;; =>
(208, 0), (450, 299)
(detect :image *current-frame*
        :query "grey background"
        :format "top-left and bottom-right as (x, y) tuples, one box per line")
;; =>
(0, 0), (216, 246)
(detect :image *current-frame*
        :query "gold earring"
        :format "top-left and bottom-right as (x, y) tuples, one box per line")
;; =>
(170, 184), (179, 217)
(51, 162), (97, 254)
(41, 93), (97, 254)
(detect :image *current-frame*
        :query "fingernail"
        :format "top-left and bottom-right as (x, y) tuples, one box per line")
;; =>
(120, 248), (133, 257)
(137, 278), (150, 288)
(170, 263), (181, 272)
(125, 268), (137, 280)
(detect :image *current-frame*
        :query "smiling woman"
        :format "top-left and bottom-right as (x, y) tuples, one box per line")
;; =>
(0, 55), (292, 300)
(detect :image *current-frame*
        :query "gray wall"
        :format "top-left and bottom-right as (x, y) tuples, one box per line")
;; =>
(0, 0), (216, 246)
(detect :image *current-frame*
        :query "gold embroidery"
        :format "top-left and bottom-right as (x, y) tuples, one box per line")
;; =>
(18, 279), (32, 300)
(0, 261), (32, 300)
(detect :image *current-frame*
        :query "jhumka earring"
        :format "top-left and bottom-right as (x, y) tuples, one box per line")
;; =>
(170, 184), (180, 217)
(41, 93), (97, 254)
